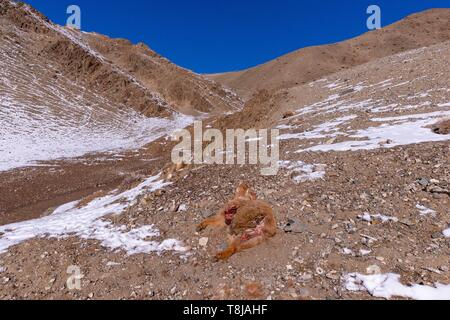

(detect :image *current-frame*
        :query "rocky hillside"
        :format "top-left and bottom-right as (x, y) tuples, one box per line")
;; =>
(208, 9), (450, 100)
(0, 0), (242, 171)
(1, 33), (449, 300)
(0, 0), (242, 116)
(81, 32), (242, 115)
(0, 1), (449, 300)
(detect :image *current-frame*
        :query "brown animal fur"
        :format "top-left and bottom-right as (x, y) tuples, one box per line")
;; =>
(196, 182), (277, 261)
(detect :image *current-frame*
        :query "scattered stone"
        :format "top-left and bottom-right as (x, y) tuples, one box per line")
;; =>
(326, 271), (340, 280)
(287, 287), (298, 298)
(400, 219), (417, 227)
(298, 288), (310, 298)
(244, 282), (264, 299)
(283, 219), (309, 233)
(432, 119), (450, 135)
(426, 185), (450, 196)
(315, 267), (325, 275)
(360, 193), (370, 201)
(282, 111), (295, 119)
(199, 237), (209, 247)
(417, 178), (430, 187)
(431, 232), (442, 239)
(366, 265), (381, 274)
(298, 273), (313, 282)
(339, 88), (356, 96)
(422, 267), (441, 275)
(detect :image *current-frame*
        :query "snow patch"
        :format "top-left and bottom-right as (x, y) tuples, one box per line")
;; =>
(0, 29), (194, 172)
(278, 161), (326, 184)
(443, 228), (450, 238)
(342, 248), (354, 255)
(358, 213), (398, 223)
(0, 174), (188, 255)
(344, 273), (450, 300)
(416, 204), (436, 217)
(299, 111), (450, 153)
(278, 115), (357, 140)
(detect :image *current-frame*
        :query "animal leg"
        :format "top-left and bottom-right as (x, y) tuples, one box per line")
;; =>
(196, 214), (226, 232)
(236, 235), (265, 252)
(215, 235), (265, 261)
(214, 245), (237, 261)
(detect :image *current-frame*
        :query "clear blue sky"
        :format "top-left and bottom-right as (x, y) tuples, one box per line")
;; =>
(22, 0), (450, 74)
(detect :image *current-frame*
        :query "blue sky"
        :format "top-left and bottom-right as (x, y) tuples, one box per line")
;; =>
(22, 0), (450, 73)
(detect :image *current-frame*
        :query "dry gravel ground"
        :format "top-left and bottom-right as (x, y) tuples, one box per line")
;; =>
(0, 1), (449, 300)
(0, 141), (448, 300)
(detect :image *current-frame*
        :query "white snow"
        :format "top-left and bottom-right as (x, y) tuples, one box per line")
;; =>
(371, 110), (450, 122)
(278, 115), (357, 140)
(443, 228), (450, 238)
(0, 95), (193, 172)
(278, 161), (326, 183)
(359, 213), (398, 223)
(0, 39), (193, 172)
(0, 174), (188, 255)
(416, 204), (436, 216)
(342, 248), (354, 255)
(298, 111), (450, 153)
(0, 7), (196, 172)
(344, 273), (450, 300)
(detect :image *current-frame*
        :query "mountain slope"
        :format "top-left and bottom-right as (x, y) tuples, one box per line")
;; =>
(80, 32), (242, 115)
(0, 1), (450, 300)
(207, 9), (450, 100)
(1, 39), (449, 299)
(0, 0), (242, 171)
